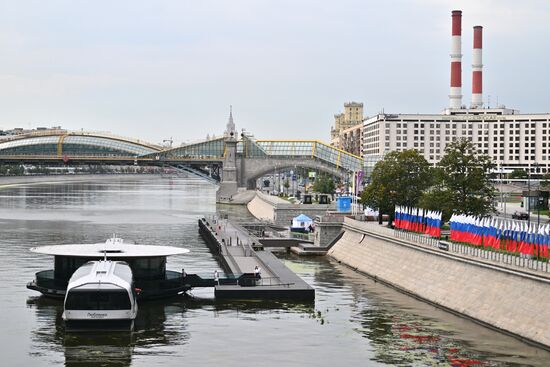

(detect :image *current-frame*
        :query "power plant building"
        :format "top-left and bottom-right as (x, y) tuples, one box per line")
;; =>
(362, 10), (550, 174)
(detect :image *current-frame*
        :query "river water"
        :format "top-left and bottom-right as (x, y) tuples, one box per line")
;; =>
(0, 175), (548, 367)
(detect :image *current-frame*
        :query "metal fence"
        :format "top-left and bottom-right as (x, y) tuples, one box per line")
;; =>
(448, 241), (550, 273)
(393, 229), (441, 248)
(392, 229), (550, 274)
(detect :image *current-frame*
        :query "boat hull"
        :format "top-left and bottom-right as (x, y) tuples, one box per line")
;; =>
(64, 318), (135, 332)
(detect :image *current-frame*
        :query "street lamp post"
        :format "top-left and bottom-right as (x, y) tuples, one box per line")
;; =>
(537, 198), (540, 227)
(527, 162), (531, 225)
(497, 161), (506, 213)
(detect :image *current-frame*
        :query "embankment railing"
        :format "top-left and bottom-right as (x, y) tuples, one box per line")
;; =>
(391, 228), (550, 274)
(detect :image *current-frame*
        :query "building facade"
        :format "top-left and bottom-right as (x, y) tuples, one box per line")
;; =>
(330, 102), (363, 156)
(363, 108), (550, 174)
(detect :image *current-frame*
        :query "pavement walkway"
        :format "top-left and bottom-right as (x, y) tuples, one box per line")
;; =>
(495, 201), (550, 223)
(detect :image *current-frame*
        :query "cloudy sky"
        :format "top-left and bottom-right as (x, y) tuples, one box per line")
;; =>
(0, 0), (549, 145)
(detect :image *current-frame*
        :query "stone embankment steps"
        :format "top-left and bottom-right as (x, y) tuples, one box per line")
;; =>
(328, 218), (550, 349)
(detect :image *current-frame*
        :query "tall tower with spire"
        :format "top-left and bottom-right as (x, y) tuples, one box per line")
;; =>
(218, 105), (238, 202)
(225, 105), (236, 137)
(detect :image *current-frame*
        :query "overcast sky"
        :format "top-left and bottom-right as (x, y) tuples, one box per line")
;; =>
(0, 0), (549, 145)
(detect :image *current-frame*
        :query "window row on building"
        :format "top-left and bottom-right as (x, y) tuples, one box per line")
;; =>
(362, 109), (550, 172)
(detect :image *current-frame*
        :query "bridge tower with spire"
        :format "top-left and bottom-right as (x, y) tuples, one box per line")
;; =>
(217, 106), (239, 202)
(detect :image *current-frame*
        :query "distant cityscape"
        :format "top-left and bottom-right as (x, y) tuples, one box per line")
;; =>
(0, 126), (64, 137)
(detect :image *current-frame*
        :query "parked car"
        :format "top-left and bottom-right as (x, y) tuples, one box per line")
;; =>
(512, 211), (530, 220)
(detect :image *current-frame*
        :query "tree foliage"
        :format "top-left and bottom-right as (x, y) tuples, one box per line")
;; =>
(419, 138), (495, 220)
(361, 150), (432, 222)
(312, 174), (335, 194)
(283, 178), (290, 189)
(0, 164), (24, 175)
(509, 168), (527, 179)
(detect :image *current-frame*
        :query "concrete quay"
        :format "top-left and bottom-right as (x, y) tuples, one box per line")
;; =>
(247, 191), (335, 226)
(198, 217), (315, 301)
(328, 218), (550, 349)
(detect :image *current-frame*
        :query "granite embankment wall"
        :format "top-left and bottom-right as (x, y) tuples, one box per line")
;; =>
(247, 191), (334, 226)
(328, 218), (550, 348)
(247, 192), (277, 222)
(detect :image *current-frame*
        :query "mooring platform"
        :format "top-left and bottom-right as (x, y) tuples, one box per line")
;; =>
(198, 217), (315, 301)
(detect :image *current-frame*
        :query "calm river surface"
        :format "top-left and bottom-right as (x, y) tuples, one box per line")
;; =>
(0, 175), (548, 367)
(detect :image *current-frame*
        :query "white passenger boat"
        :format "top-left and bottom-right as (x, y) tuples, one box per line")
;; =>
(62, 260), (138, 330)
(28, 236), (190, 299)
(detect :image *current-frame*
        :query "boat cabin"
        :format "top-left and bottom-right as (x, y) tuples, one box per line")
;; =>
(27, 237), (190, 299)
(63, 260), (138, 330)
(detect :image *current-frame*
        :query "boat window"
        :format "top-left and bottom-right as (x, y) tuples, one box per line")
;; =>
(65, 289), (131, 310)
(55, 256), (89, 280)
(113, 264), (133, 281)
(130, 257), (166, 279)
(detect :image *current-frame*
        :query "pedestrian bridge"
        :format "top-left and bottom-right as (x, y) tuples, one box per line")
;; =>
(0, 130), (363, 200)
(155, 136), (362, 173)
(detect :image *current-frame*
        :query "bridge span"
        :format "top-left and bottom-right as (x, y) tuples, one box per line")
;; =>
(0, 129), (363, 201)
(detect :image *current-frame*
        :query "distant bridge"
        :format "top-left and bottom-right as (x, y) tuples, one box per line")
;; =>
(0, 130), (363, 201)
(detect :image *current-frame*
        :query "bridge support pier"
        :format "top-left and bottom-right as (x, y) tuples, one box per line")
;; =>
(217, 135), (239, 203)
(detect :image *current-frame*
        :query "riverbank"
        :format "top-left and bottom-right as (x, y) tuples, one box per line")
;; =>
(328, 218), (550, 349)
(0, 173), (163, 189)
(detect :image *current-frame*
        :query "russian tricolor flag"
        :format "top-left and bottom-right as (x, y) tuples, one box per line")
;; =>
(424, 210), (442, 237)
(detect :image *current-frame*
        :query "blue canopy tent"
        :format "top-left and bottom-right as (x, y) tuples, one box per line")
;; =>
(291, 214), (313, 232)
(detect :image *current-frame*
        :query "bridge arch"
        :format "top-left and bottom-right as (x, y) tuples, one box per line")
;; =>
(241, 158), (348, 189)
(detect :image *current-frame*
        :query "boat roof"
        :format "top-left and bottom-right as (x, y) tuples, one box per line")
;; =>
(68, 261), (132, 291)
(30, 237), (189, 258)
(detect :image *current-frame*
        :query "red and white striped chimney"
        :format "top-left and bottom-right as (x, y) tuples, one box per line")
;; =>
(471, 26), (483, 108)
(449, 10), (462, 109)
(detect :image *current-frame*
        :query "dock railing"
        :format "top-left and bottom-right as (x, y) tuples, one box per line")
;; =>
(200, 273), (292, 287)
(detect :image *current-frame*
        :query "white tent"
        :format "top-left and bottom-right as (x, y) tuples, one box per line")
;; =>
(291, 214), (313, 229)
(364, 207), (379, 217)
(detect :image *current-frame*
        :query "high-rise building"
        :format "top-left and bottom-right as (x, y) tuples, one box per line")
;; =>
(363, 108), (550, 174)
(331, 102), (364, 156)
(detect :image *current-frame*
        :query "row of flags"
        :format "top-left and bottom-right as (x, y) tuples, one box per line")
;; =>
(394, 206), (443, 238)
(392, 206), (550, 259)
(449, 214), (550, 258)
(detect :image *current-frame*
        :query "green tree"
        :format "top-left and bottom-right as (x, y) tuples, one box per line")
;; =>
(9, 165), (25, 176)
(283, 177), (290, 195)
(509, 168), (527, 179)
(361, 150), (432, 224)
(541, 173), (550, 188)
(312, 174), (335, 194)
(420, 138), (495, 220)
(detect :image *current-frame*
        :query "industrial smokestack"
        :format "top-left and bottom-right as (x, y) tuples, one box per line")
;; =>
(449, 10), (462, 109)
(471, 26), (483, 108)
